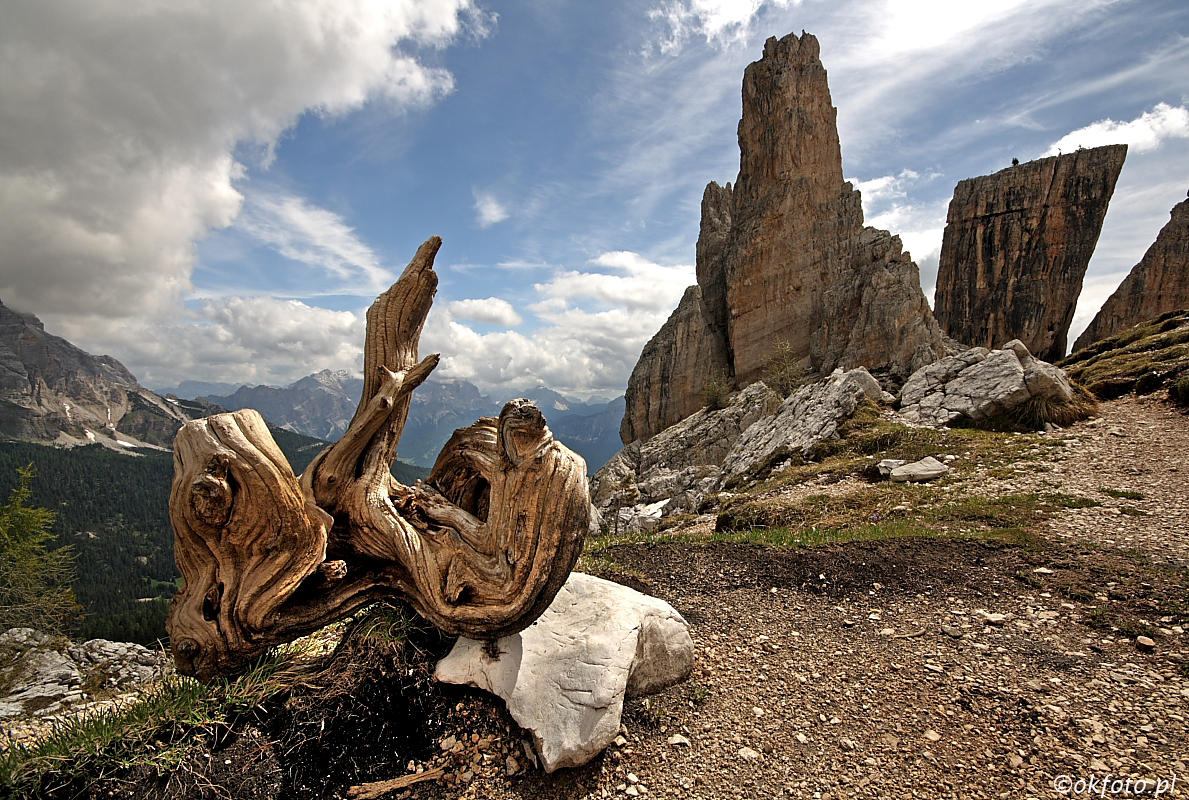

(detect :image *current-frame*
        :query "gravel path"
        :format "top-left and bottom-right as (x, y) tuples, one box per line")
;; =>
(410, 396), (1189, 800)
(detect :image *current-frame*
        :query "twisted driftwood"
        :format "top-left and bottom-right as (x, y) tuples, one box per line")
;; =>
(167, 237), (590, 681)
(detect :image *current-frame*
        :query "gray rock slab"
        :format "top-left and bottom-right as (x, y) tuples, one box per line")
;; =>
(720, 368), (883, 483)
(435, 573), (694, 773)
(1, 627), (165, 719)
(591, 382), (779, 518)
(899, 340), (1073, 428)
(890, 456), (950, 483)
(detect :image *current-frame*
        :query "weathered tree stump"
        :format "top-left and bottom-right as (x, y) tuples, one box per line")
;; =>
(167, 237), (590, 681)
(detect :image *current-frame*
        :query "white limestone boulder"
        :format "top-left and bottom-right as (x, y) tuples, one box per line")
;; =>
(890, 456), (950, 483)
(435, 572), (694, 772)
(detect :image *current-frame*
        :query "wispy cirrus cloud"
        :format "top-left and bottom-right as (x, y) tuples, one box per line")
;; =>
(237, 193), (392, 294)
(1045, 103), (1189, 155)
(647, 0), (799, 54)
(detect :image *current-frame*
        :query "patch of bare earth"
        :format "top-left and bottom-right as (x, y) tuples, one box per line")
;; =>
(394, 395), (1189, 800)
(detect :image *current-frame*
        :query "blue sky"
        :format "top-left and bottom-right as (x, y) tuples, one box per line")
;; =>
(3, 0), (1188, 397)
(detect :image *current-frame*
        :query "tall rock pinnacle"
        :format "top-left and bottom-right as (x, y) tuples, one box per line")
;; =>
(933, 145), (1127, 361)
(621, 31), (948, 444)
(1073, 189), (1189, 351)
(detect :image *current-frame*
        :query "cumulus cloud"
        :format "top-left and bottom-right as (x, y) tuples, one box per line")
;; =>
(423, 306), (665, 397)
(447, 297), (523, 326)
(421, 250), (695, 395)
(473, 191), (510, 227)
(0, 0), (483, 347)
(647, 0), (798, 54)
(534, 251), (694, 312)
(237, 193), (392, 294)
(48, 296), (366, 389)
(1045, 103), (1189, 156)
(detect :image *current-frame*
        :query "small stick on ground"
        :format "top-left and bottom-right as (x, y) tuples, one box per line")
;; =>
(347, 767), (446, 799)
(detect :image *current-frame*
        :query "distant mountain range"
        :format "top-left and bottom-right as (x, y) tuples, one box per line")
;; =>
(192, 371), (625, 472)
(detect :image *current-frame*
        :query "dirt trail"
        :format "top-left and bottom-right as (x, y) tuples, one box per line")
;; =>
(426, 395), (1189, 800)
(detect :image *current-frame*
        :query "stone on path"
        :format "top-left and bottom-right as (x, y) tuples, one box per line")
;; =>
(435, 573), (694, 772)
(890, 456), (950, 483)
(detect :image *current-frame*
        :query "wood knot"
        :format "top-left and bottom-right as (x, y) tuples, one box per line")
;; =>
(191, 474), (232, 528)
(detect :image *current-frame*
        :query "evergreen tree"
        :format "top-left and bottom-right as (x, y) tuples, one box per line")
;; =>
(0, 466), (79, 634)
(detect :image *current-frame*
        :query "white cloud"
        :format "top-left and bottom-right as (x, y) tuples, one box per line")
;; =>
(534, 251), (694, 312)
(474, 191), (510, 227)
(237, 193), (392, 294)
(49, 296), (366, 389)
(423, 305), (668, 397)
(447, 297), (523, 326)
(420, 250), (695, 395)
(1045, 103), (1189, 156)
(647, 0), (798, 54)
(0, 0), (482, 326)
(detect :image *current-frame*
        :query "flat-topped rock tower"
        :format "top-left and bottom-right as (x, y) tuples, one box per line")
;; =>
(933, 145), (1127, 361)
(621, 31), (948, 444)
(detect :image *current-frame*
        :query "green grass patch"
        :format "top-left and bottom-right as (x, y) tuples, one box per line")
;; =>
(732, 405), (1065, 494)
(1100, 488), (1145, 500)
(1060, 309), (1189, 399)
(716, 488), (1098, 542)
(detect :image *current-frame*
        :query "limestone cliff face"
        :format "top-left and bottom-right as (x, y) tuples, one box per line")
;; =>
(1073, 190), (1189, 351)
(933, 145), (1127, 362)
(621, 31), (947, 443)
(695, 181), (734, 366)
(0, 298), (196, 445)
(620, 286), (729, 445)
(719, 33), (946, 386)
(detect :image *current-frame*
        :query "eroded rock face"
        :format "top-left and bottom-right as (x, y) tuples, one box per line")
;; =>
(620, 285), (730, 445)
(1074, 190), (1189, 351)
(621, 31), (947, 442)
(435, 573), (693, 773)
(720, 34), (946, 387)
(719, 367), (883, 485)
(933, 146), (1127, 361)
(0, 298), (204, 446)
(596, 382), (781, 524)
(899, 340), (1073, 428)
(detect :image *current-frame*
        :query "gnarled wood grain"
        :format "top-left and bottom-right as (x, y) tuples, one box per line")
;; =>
(167, 238), (589, 681)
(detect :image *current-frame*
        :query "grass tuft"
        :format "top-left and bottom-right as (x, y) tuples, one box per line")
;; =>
(0, 603), (421, 798)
